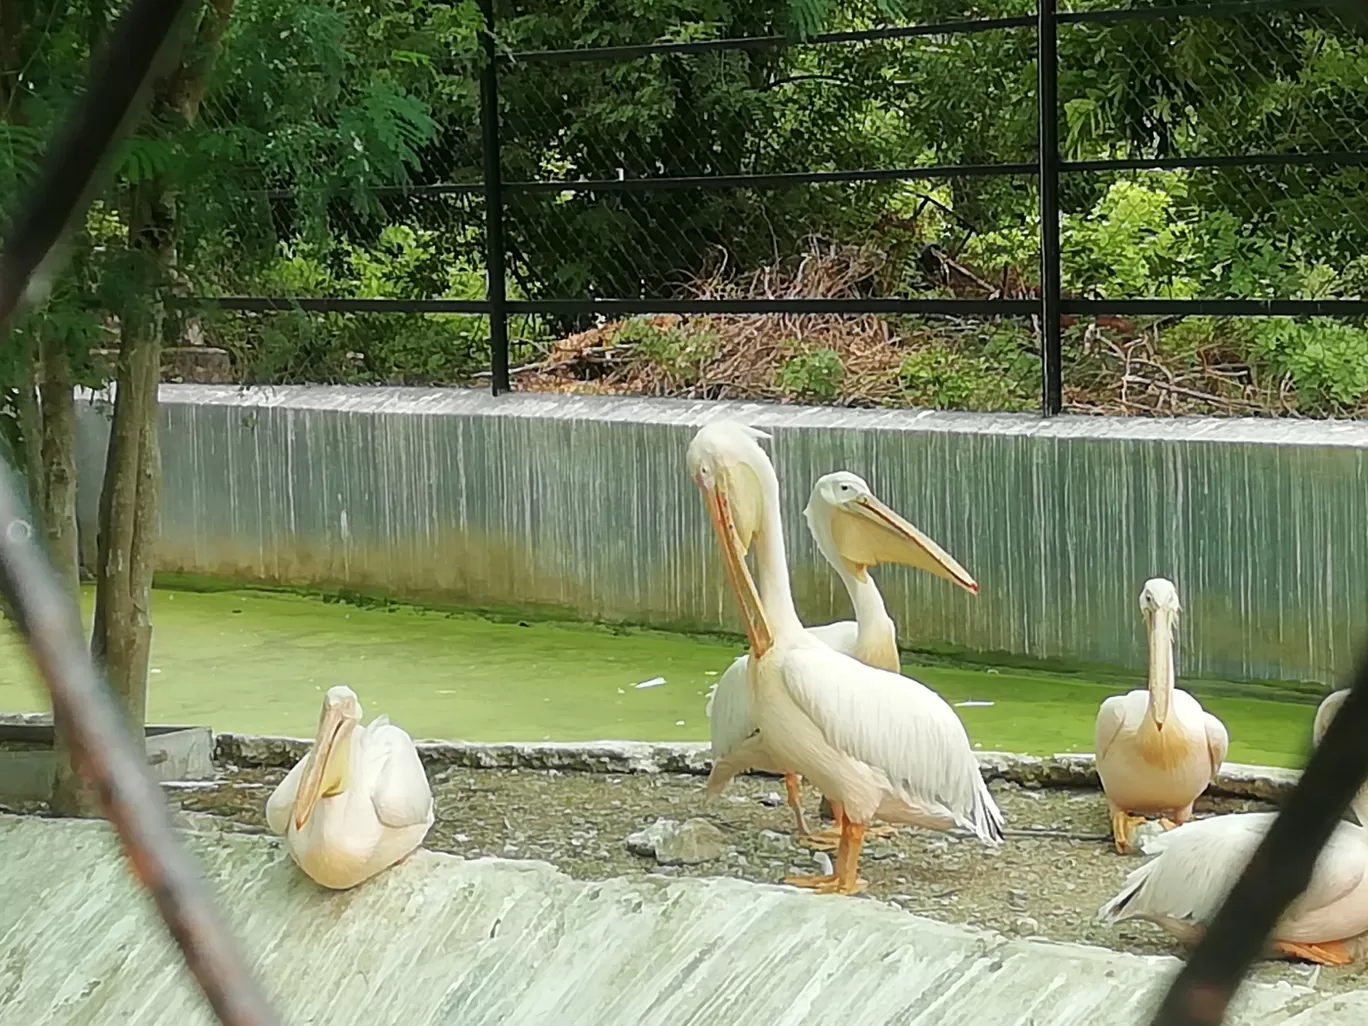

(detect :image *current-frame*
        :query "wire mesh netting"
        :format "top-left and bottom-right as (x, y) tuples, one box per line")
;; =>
(496, 28), (1039, 305)
(1057, 4), (1368, 302)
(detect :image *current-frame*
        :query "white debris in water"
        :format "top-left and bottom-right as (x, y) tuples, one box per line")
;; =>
(150, 668), (162, 675)
(634, 677), (666, 689)
(956, 700), (995, 708)
(704, 671), (718, 676)
(675, 720), (685, 727)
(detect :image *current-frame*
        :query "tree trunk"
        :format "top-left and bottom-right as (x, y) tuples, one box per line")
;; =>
(39, 339), (79, 602)
(90, 300), (163, 740)
(58, 0), (234, 814)
(15, 358), (44, 522)
(43, 342), (96, 816)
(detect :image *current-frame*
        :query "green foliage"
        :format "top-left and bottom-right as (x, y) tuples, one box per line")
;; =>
(775, 346), (844, 400)
(7, 0), (1368, 414)
(212, 224), (491, 383)
(618, 318), (720, 384)
(1244, 318), (1368, 411)
(896, 322), (1037, 411)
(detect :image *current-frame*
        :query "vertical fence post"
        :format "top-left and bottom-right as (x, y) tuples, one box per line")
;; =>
(477, 0), (510, 395)
(1036, 0), (1063, 416)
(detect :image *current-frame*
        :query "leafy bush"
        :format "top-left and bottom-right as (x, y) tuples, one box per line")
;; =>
(207, 224), (496, 384)
(1244, 318), (1368, 411)
(775, 347), (845, 400)
(896, 323), (1037, 412)
(618, 318), (720, 386)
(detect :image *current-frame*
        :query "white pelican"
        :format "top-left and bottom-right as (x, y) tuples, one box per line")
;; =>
(266, 685), (435, 889)
(1094, 578), (1229, 853)
(688, 421), (1002, 895)
(706, 470), (978, 849)
(1099, 689), (1368, 966)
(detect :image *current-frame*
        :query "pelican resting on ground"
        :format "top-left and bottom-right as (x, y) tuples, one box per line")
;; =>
(706, 469), (978, 850)
(1099, 689), (1368, 966)
(688, 421), (1003, 895)
(266, 685), (435, 889)
(1094, 578), (1229, 853)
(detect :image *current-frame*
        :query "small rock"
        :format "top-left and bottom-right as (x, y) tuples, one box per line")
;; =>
(759, 792), (783, 808)
(1129, 819), (1170, 853)
(756, 829), (792, 852)
(1013, 916), (1040, 936)
(1007, 888), (1028, 909)
(626, 817), (726, 865)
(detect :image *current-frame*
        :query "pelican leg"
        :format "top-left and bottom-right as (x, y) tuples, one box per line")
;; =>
(798, 797), (843, 851)
(1166, 802), (1195, 828)
(814, 820), (869, 895)
(784, 772), (818, 840)
(1108, 802), (1148, 855)
(1272, 940), (1352, 966)
(799, 800), (897, 851)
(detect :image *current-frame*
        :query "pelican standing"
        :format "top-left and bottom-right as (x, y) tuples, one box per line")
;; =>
(1099, 689), (1368, 966)
(266, 685), (435, 889)
(706, 470), (978, 849)
(688, 421), (1002, 894)
(1095, 578), (1229, 853)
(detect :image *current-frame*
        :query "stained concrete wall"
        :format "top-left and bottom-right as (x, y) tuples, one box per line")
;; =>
(2, 813), (1363, 1026)
(72, 384), (1368, 684)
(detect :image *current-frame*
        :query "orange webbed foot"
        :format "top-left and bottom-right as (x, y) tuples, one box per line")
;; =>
(783, 873), (839, 890)
(1273, 940), (1352, 966)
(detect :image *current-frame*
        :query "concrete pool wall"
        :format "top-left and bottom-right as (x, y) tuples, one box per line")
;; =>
(73, 384), (1368, 685)
(4, 812), (1363, 1026)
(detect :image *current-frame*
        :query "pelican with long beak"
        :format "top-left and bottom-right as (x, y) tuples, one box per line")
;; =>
(265, 685), (435, 889)
(689, 421), (1002, 895)
(1099, 689), (1368, 966)
(1094, 579), (1229, 854)
(706, 470), (978, 849)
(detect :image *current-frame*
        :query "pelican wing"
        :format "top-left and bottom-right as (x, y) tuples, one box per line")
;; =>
(1202, 712), (1229, 780)
(707, 619), (859, 767)
(1093, 694), (1132, 762)
(779, 645), (1002, 841)
(264, 752), (309, 836)
(364, 719), (434, 829)
(707, 655), (755, 759)
(805, 619), (859, 658)
(1100, 813), (1365, 925)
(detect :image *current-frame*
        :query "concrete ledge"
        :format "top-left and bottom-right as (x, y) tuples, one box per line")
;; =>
(213, 733), (1299, 803)
(1, 813), (1356, 1025)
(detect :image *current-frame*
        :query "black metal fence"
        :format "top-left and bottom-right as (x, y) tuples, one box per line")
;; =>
(200, 0), (1368, 416)
(6, 2), (1368, 1023)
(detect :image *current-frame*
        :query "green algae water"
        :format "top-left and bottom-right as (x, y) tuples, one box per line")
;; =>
(0, 587), (1317, 767)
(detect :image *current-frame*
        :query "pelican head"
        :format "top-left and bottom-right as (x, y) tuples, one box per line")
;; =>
(1313, 688), (1350, 746)
(687, 421), (774, 658)
(1312, 689), (1368, 823)
(1140, 578), (1182, 730)
(804, 470), (978, 594)
(293, 685), (363, 830)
